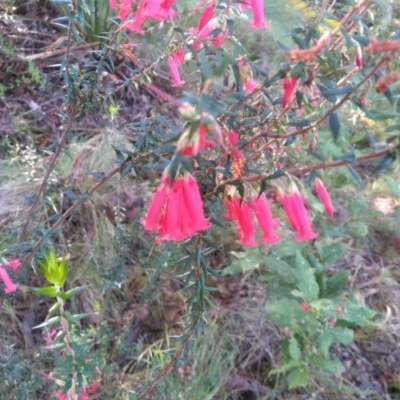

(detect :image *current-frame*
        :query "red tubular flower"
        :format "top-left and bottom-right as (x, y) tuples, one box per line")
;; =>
(146, 0), (161, 17)
(109, 0), (133, 21)
(194, 17), (224, 50)
(282, 76), (299, 108)
(126, 0), (147, 33)
(315, 178), (334, 217)
(229, 130), (243, 161)
(290, 188), (318, 242)
(280, 192), (299, 232)
(177, 124), (214, 156)
(141, 173), (209, 241)
(158, 0), (177, 18)
(249, 0), (268, 29)
(7, 259), (21, 270)
(182, 174), (210, 234)
(355, 43), (363, 68)
(251, 193), (281, 244)
(198, 1), (215, 31)
(168, 48), (185, 87)
(300, 303), (311, 312)
(0, 266), (18, 294)
(141, 175), (170, 231)
(280, 186), (318, 242)
(226, 196), (257, 247)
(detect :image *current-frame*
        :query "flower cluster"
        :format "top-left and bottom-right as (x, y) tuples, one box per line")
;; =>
(226, 190), (281, 247)
(0, 259), (20, 294)
(141, 173), (210, 241)
(279, 185), (319, 242)
(110, 0), (176, 32)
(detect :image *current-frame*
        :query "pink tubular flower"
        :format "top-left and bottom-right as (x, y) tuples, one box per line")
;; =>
(198, 1), (215, 31)
(290, 187), (318, 241)
(109, 0), (134, 21)
(280, 186), (318, 242)
(168, 48), (185, 87)
(280, 192), (299, 232)
(355, 43), (363, 68)
(0, 266), (18, 294)
(229, 130), (243, 161)
(249, 0), (269, 29)
(55, 378), (101, 400)
(315, 178), (334, 217)
(250, 193), (281, 244)
(146, 0), (161, 17)
(282, 76), (299, 108)
(238, 58), (259, 93)
(226, 196), (258, 247)
(300, 303), (311, 312)
(148, 0), (177, 20)
(126, 0), (147, 33)
(141, 173), (210, 241)
(7, 259), (21, 270)
(177, 124), (214, 156)
(194, 17), (224, 49)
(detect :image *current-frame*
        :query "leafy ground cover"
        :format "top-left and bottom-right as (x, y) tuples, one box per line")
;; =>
(1, 0), (400, 399)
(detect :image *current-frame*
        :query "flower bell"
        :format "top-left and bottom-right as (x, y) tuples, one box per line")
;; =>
(0, 265), (18, 294)
(314, 178), (334, 217)
(225, 188), (281, 247)
(249, 0), (269, 29)
(280, 185), (318, 242)
(282, 76), (299, 108)
(141, 173), (210, 241)
(168, 48), (185, 87)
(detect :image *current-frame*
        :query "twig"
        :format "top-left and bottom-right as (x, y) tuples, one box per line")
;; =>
(247, 56), (386, 143)
(18, 105), (79, 244)
(220, 144), (397, 186)
(137, 325), (195, 400)
(15, 163), (126, 279)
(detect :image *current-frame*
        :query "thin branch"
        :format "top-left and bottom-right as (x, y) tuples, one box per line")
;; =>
(15, 163), (125, 279)
(221, 144), (397, 186)
(247, 56), (386, 143)
(137, 325), (195, 400)
(18, 105), (79, 243)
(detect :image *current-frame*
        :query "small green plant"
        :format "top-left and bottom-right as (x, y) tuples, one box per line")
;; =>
(265, 243), (375, 389)
(31, 250), (100, 398)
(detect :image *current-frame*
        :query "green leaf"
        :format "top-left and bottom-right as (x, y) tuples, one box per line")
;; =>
(289, 337), (301, 361)
(269, 360), (298, 376)
(264, 256), (296, 283)
(333, 150), (356, 164)
(32, 286), (60, 298)
(329, 112), (341, 141)
(33, 316), (60, 330)
(368, 110), (400, 120)
(318, 331), (334, 357)
(338, 302), (375, 326)
(294, 252), (319, 302)
(307, 150), (326, 162)
(309, 354), (344, 374)
(316, 242), (347, 264)
(46, 302), (61, 319)
(269, 241), (307, 258)
(348, 221), (369, 237)
(330, 326), (353, 344)
(223, 249), (262, 275)
(374, 152), (396, 172)
(321, 85), (353, 96)
(347, 166), (364, 188)
(324, 271), (349, 298)
(287, 365), (309, 389)
(64, 285), (89, 300)
(382, 174), (400, 198)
